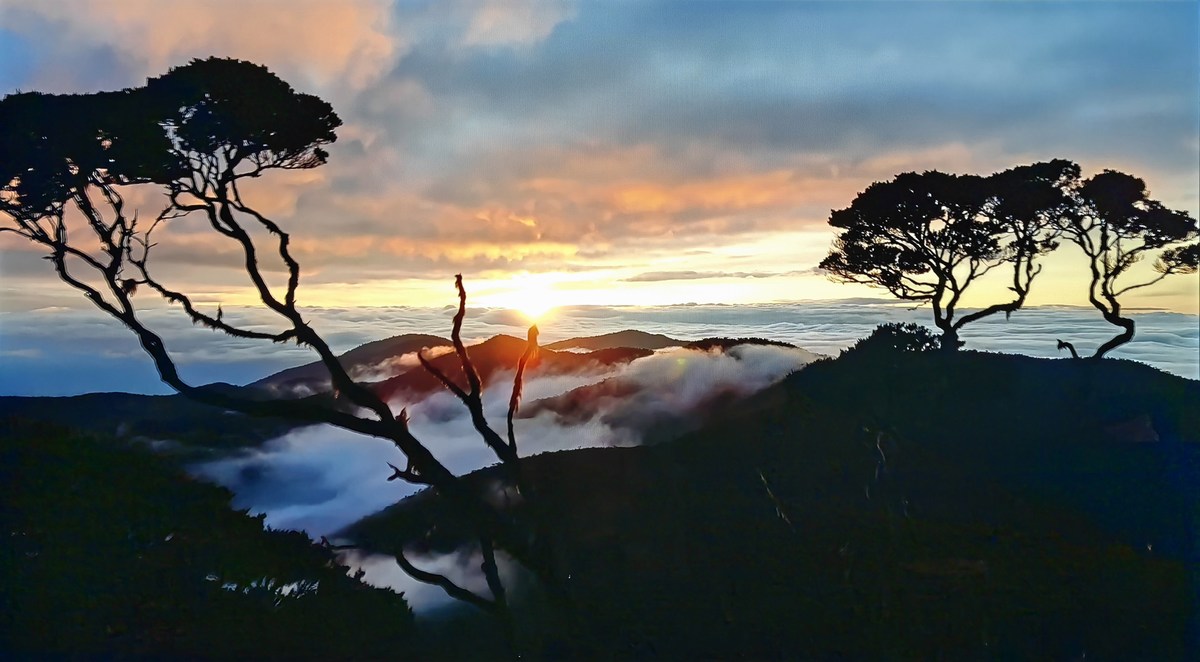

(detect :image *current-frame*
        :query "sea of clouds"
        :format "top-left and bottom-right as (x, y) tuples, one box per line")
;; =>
(191, 341), (816, 611)
(4, 299), (1194, 611)
(1, 300), (1196, 396)
(191, 343), (815, 536)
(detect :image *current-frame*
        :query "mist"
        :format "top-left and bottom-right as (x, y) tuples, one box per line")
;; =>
(190, 343), (818, 609)
(5, 302), (1195, 396)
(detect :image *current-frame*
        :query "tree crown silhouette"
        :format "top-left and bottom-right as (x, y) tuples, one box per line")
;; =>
(1061, 169), (1198, 357)
(1, 58), (549, 649)
(820, 160), (1076, 350)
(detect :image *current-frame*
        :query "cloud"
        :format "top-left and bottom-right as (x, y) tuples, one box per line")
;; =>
(5, 0), (401, 92)
(2, 2), (1196, 378)
(624, 270), (805, 283)
(4, 2), (1196, 313)
(183, 340), (812, 610)
(188, 341), (817, 534)
(2, 301), (1196, 396)
(190, 365), (620, 536)
(460, 0), (577, 48)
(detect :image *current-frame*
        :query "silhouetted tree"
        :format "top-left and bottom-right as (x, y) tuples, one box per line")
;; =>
(1058, 170), (1199, 358)
(0, 58), (545, 652)
(820, 161), (1076, 350)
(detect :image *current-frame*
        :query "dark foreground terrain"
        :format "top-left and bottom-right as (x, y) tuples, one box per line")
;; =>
(3, 331), (1198, 659)
(350, 339), (1200, 659)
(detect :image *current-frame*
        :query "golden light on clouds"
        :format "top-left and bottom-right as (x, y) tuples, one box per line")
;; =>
(474, 272), (561, 321)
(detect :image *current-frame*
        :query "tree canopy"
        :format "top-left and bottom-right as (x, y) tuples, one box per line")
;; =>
(1053, 170), (1199, 357)
(820, 160), (1076, 350)
(0, 58), (339, 212)
(1, 58), (553, 646)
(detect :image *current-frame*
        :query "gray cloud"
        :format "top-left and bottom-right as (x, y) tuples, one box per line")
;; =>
(2, 1), (1195, 296)
(623, 270), (805, 283)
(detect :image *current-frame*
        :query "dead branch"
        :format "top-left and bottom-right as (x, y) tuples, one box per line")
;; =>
(394, 547), (498, 613)
(507, 325), (539, 454)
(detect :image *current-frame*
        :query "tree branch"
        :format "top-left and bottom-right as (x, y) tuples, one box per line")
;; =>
(394, 547), (498, 613)
(507, 325), (538, 455)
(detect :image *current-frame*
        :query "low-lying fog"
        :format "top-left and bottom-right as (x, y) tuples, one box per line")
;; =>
(189, 344), (815, 610)
(193, 344), (814, 536)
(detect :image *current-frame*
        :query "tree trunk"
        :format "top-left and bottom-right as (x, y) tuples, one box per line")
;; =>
(1093, 313), (1135, 359)
(939, 327), (962, 353)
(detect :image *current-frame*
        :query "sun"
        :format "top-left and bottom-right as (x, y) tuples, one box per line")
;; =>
(513, 297), (556, 322)
(506, 280), (559, 321)
(478, 274), (561, 322)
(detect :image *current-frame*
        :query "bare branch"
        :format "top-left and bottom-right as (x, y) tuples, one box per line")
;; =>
(386, 462), (432, 486)
(450, 274), (484, 398)
(417, 349), (470, 402)
(420, 275), (517, 465)
(229, 192), (301, 308)
(507, 325), (539, 455)
(394, 547), (498, 613)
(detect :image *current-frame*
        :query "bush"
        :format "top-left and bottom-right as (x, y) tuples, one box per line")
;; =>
(0, 418), (415, 660)
(843, 323), (941, 357)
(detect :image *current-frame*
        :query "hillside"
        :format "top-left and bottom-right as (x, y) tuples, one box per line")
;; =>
(544, 329), (682, 351)
(371, 335), (651, 403)
(0, 419), (416, 659)
(252, 333), (451, 396)
(345, 348), (1200, 659)
(0, 388), (296, 452)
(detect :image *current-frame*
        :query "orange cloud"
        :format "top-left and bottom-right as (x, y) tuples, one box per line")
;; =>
(15, 0), (400, 90)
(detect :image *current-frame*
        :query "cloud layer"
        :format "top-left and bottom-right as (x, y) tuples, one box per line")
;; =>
(189, 343), (815, 534)
(1, 300), (1196, 396)
(1, 1), (1196, 312)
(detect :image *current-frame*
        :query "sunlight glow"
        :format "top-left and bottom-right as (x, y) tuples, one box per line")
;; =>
(476, 273), (563, 322)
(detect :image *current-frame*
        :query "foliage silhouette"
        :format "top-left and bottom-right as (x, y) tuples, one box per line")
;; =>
(0, 418), (415, 659)
(820, 161), (1076, 351)
(0, 58), (556, 652)
(1059, 170), (1199, 357)
(842, 322), (941, 357)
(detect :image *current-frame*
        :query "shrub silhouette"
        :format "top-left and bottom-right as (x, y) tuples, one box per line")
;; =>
(843, 322), (941, 357)
(0, 419), (415, 659)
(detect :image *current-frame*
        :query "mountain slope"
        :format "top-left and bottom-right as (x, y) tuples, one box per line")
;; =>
(252, 333), (451, 396)
(345, 350), (1200, 659)
(371, 335), (650, 403)
(544, 329), (682, 351)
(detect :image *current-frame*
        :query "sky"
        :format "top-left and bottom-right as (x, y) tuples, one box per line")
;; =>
(1, 0), (1198, 379)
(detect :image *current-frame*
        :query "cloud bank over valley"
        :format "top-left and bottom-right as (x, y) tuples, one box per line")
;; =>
(1, 301), (1195, 396)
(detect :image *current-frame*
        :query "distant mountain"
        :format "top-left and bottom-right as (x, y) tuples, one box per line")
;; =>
(371, 335), (652, 403)
(252, 333), (451, 396)
(544, 329), (682, 351)
(0, 332), (819, 454)
(0, 387), (295, 453)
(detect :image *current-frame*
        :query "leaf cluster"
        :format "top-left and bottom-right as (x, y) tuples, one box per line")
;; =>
(820, 160), (1076, 301)
(0, 57), (340, 219)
